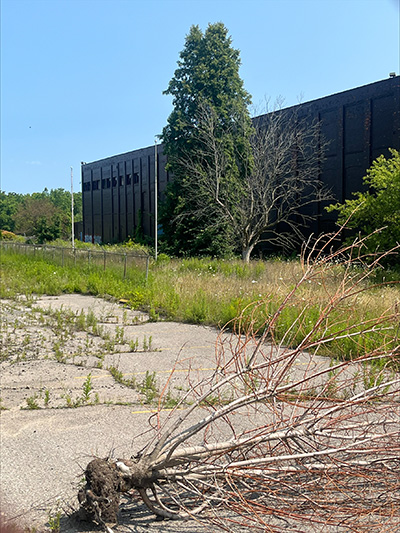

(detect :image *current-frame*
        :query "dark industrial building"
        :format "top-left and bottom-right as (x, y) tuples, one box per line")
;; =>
(81, 144), (168, 244)
(82, 76), (400, 245)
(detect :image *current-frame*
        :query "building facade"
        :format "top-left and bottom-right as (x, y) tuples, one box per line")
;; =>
(82, 76), (400, 245)
(82, 144), (169, 243)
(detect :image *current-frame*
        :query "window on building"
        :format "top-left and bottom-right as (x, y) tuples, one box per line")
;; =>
(133, 172), (139, 184)
(119, 176), (124, 186)
(83, 182), (91, 192)
(126, 174), (132, 185)
(107, 178), (111, 188)
(112, 177), (117, 187)
(92, 180), (100, 190)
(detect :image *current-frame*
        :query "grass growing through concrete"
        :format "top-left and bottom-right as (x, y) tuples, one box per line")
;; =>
(1, 245), (399, 363)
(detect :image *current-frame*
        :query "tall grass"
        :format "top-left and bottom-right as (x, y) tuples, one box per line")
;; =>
(1, 246), (399, 362)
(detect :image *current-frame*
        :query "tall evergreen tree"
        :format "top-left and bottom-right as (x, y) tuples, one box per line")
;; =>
(160, 23), (253, 256)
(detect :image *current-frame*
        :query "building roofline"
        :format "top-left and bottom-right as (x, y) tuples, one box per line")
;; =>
(256, 75), (399, 116)
(83, 76), (399, 166)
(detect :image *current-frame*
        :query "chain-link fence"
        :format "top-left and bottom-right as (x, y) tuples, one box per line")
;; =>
(0, 242), (150, 280)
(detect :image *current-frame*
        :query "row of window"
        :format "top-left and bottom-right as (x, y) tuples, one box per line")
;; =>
(83, 173), (140, 192)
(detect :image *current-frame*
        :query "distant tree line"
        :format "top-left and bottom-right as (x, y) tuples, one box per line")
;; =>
(0, 188), (82, 243)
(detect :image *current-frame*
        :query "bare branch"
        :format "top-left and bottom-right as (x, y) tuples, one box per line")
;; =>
(79, 234), (400, 531)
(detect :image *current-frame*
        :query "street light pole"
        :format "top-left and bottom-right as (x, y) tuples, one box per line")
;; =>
(154, 140), (158, 261)
(71, 166), (75, 249)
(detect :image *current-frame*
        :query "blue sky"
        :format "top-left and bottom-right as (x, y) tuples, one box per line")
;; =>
(1, 0), (399, 194)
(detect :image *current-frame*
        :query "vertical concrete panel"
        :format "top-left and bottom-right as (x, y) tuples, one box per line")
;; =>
(371, 95), (394, 159)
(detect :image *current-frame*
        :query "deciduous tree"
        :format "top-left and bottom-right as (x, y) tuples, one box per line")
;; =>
(174, 102), (330, 261)
(0, 191), (24, 232)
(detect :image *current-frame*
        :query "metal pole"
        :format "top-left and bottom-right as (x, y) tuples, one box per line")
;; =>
(154, 140), (158, 261)
(71, 167), (75, 250)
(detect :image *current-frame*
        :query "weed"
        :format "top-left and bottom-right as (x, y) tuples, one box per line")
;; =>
(142, 335), (152, 351)
(44, 388), (50, 406)
(129, 338), (139, 352)
(149, 307), (159, 322)
(82, 373), (93, 402)
(53, 340), (66, 363)
(108, 365), (124, 382)
(47, 503), (62, 532)
(64, 393), (77, 408)
(103, 338), (116, 352)
(108, 365), (137, 388)
(85, 309), (98, 331)
(115, 326), (125, 344)
(138, 371), (158, 404)
(161, 390), (180, 409)
(75, 310), (86, 330)
(199, 392), (233, 407)
(22, 334), (31, 346)
(25, 394), (40, 410)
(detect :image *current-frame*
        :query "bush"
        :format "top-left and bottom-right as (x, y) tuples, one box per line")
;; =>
(327, 149), (400, 263)
(0, 230), (25, 242)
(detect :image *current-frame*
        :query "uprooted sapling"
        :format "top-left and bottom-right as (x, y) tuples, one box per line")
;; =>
(79, 232), (400, 532)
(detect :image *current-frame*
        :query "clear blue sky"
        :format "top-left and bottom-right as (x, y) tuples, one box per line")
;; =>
(1, 0), (399, 195)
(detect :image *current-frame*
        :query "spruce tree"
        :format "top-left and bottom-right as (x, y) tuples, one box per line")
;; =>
(160, 23), (253, 256)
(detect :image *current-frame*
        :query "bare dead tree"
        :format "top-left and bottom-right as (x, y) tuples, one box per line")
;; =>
(173, 101), (332, 262)
(79, 230), (400, 532)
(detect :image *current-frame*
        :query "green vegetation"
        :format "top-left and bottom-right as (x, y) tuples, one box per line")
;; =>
(0, 187), (82, 243)
(63, 374), (100, 408)
(327, 149), (400, 264)
(108, 366), (159, 405)
(47, 504), (62, 532)
(160, 24), (328, 262)
(0, 229), (25, 242)
(1, 241), (399, 364)
(25, 394), (40, 410)
(160, 22), (253, 258)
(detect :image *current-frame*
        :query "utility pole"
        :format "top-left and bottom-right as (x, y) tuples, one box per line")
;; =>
(154, 140), (158, 261)
(71, 167), (75, 249)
